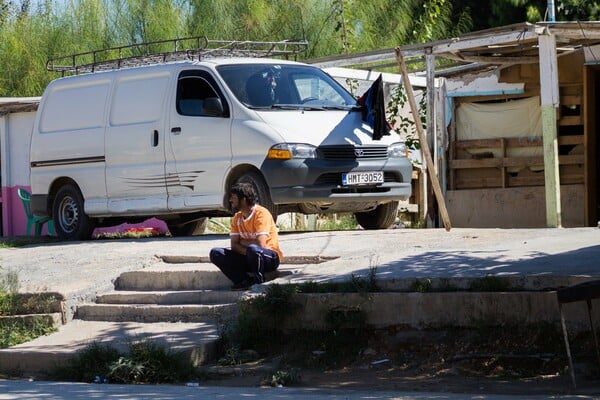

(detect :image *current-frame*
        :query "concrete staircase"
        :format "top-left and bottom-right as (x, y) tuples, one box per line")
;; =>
(0, 264), (247, 377)
(2, 258), (598, 379)
(75, 269), (243, 323)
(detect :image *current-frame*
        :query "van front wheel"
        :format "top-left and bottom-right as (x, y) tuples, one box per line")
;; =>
(236, 172), (278, 221)
(354, 201), (399, 230)
(53, 184), (95, 240)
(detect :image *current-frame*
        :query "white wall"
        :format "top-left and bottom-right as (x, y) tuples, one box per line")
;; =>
(1, 110), (37, 236)
(1, 111), (35, 187)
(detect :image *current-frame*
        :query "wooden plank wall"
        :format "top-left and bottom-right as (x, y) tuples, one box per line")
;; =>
(448, 135), (584, 190)
(446, 51), (587, 227)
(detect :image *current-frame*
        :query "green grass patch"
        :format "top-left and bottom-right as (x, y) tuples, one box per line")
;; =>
(294, 267), (379, 294)
(52, 340), (196, 384)
(219, 281), (372, 371)
(316, 213), (358, 231)
(0, 237), (59, 248)
(221, 284), (301, 353)
(0, 318), (57, 348)
(219, 273), (378, 357)
(207, 218), (231, 234)
(3, 293), (63, 315)
(410, 278), (433, 293)
(261, 368), (301, 387)
(0, 268), (19, 295)
(0, 268), (61, 348)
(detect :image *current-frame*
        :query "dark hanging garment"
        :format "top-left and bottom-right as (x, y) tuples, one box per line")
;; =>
(357, 74), (390, 141)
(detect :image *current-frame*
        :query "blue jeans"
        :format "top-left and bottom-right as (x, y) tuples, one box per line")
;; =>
(209, 244), (280, 285)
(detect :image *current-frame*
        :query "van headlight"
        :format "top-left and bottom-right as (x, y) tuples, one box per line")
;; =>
(267, 143), (317, 160)
(388, 142), (407, 158)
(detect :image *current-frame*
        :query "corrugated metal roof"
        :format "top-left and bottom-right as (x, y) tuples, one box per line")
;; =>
(0, 98), (40, 114)
(307, 21), (600, 74)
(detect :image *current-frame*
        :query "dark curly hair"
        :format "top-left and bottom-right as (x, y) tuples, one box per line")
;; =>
(230, 182), (257, 206)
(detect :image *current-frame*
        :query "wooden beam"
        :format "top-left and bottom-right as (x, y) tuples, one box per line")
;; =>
(432, 30), (538, 54)
(454, 135), (582, 148)
(439, 52), (540, 65)
(307, 47), (424, 69)
(395, 48), (452, 231)
(449, 155), (583, 169)
(454, 137), (544, 149)
(547, 28), (600, 40)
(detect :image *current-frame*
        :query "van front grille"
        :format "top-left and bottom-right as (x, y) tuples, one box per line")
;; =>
(318, 145), (388, 160)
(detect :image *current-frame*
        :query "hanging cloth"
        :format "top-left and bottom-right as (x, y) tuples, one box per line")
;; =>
(357, 74), (390, 141)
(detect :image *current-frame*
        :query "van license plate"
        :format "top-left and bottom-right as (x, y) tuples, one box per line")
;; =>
(342, 171), (384, 186)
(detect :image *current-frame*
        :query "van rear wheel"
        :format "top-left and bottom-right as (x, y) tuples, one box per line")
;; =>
(354, 201), (399, 230)
(53, 184), (95, 240)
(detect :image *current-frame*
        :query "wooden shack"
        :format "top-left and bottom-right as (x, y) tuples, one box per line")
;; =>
(442, 25), (597, 228)
(311, 22), (600, 228)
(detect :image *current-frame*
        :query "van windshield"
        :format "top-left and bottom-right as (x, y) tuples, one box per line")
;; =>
(216, 63), (358, 110)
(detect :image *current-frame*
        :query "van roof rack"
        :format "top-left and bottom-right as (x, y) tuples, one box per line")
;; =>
(46, 36), (308, 75)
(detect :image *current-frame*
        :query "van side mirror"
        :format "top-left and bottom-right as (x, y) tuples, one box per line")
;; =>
(202, 97), (224, 117)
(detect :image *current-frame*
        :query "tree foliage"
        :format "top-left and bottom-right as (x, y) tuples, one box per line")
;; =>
(454, 0), (598, 30)
(0, 0), (596, 97)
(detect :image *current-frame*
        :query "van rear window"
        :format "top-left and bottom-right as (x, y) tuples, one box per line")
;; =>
(40, 81), (110, 133)
(110, 73), (171, 125)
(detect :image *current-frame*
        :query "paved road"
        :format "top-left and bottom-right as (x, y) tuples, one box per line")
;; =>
(2, 228), (600, 398)
(1, 227), (599, 322)
(0, 380), (595, 400)
(3, 227), (600, 297)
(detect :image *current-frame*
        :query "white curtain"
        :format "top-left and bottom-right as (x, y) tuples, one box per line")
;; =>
(456, 96), (543, 160)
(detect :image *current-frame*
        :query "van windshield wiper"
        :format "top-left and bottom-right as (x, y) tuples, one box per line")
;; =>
(247, 103), (358, 111)
(323, 105), (362, 111)
(273, 103), (331, 111)
(274, 103), (361, 111)
(247, 103), (326, 111)
(274, 104), (322, 110)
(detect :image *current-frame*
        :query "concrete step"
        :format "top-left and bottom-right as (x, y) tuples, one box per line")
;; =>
(113, 268), (291, 291)
(114, 269), (232, 291)
(376, 275), (593, 292)
(286, 290), (599, 332)
(96, 289), (244, 305)
(75, 303), (238, 323)
(0, 320), (221, 377)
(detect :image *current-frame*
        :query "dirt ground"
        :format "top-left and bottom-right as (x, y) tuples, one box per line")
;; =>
(201, 327), (600, 396)
(206, 366), (581, 396)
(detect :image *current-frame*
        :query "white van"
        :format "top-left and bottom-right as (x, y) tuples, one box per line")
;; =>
(30, 54), (412, 240)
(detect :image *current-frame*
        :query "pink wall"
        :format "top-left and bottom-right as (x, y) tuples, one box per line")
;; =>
(3, 185), (168, 238)
(3, 186), (31, 236)
(1, 106), (169, 238)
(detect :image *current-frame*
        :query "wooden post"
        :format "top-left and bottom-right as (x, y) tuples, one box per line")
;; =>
(425, 49), (437, 227)
(395, 48), (452, 231)
(538, 31), (562, 228)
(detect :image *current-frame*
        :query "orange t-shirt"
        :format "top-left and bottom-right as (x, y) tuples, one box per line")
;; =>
(231, 204), (283, 260)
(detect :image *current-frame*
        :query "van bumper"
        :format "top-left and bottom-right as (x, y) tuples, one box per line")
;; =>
(261, 157), (413, 204)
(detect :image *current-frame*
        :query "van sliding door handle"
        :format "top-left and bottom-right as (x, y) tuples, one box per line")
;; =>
(152, 130), (159, 147)
(171, 127), (181, 135)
